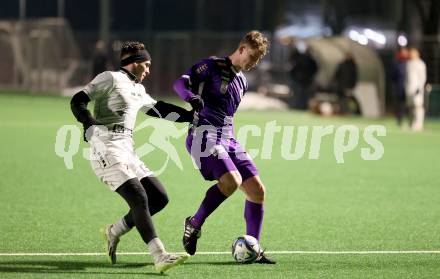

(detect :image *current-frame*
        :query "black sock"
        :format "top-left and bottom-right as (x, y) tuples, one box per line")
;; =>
(140, 176), (169, 216)
(122, 176), (169, 229)
(117, 178), (156, 244)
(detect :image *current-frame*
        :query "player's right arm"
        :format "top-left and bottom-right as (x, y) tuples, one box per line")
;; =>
(70, 91), (101, 142)
(70, 72), (112, 141)
(70, 91), (95, 125)
(173, 59), (213, 111)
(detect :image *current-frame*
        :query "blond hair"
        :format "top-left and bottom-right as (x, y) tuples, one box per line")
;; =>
(239, 30), (269, 57)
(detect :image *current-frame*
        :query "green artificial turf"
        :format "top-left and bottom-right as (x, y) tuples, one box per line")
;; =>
(0, 93), (439, 278)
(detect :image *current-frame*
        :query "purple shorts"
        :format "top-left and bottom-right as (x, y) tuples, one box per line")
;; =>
(186, 132), (258, 181)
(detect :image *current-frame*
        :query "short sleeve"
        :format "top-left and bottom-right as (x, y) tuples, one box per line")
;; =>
(83, 71), (113, 100)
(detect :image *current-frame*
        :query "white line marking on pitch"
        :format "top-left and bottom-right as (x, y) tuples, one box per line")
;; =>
(0, 251), (439, 257)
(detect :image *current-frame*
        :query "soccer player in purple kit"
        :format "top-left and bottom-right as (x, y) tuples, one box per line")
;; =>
(173, 31), (275, 264)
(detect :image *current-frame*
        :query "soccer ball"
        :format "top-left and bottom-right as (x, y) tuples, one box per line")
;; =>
(231, 235), (262, 263)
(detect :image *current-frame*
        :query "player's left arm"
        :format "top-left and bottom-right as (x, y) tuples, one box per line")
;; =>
(145, 101), (194, 123)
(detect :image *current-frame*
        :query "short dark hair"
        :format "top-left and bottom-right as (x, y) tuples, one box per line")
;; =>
(120, 41), (146, 58)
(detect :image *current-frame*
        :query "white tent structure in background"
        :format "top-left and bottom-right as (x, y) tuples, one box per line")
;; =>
(279, 36), (386, 117)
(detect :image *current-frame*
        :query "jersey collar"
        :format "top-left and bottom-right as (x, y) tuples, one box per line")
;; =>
(120, 67), (139, 83)
(225, 56), (239, 74)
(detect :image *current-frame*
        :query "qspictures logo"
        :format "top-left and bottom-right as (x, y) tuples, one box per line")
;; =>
(54, 118), (386, 175)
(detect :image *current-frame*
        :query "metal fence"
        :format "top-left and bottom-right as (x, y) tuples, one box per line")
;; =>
(1, 19), (439, 118)
(0, 23), (290, 95)
(0, 18), (81, 93)
(105, 31), (289, 97)
(65, 30), (291, 97)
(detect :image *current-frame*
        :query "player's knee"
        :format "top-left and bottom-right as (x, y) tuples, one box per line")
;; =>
(132, 190), (150, 210)
(242, 179), (265, 203)
(157, 193), (169, 210)
(136, 195), (149, 210)
(219, 172), (242, 196)
(219, 181), (239, 196)
(254, 183), (266, 203)
(233, 174), (243, 188)
(118, 178), (149, 210)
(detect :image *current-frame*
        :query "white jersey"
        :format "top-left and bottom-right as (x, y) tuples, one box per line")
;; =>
(83, 70), (156, 190)
(405, 58), (427, 131)
(83, 70), (157, 131)
(405, 58), (426, 102)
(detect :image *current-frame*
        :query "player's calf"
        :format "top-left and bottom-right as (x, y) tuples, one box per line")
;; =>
(218, 171), (242, 197)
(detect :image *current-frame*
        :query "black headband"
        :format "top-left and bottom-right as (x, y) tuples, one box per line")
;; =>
(120, 50), (151, 67)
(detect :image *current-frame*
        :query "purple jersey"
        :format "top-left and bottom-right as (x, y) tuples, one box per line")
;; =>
(174, 56), (258, 182)
(175, 56), (248, 131)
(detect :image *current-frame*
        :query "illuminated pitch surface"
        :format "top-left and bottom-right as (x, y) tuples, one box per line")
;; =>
(0, 92), (439, 278)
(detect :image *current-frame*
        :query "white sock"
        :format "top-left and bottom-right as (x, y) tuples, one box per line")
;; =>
(110, 218), (130, 237)
(148, 238), (166, 262)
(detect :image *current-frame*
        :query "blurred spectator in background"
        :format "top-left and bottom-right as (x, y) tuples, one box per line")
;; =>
(289, 46), (318, 110)
(333, 53), (359, 114)
(392, 47), (409, 126)
(405, 47), (427, 131)
(92, 40), (110, 77)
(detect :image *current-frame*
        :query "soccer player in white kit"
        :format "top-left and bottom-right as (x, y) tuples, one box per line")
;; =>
(405, 47), (427, 131)
(70, 41), (191, 273)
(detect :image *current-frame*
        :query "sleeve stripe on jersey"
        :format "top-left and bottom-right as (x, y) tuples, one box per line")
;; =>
(181, 74), (192, 86)
(237, 75), (246, 91)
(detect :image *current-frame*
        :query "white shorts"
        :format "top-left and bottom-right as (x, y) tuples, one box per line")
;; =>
(89, 132), (153, 191)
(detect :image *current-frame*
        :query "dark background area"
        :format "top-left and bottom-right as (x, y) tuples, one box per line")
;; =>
(0, 0), (439, 115)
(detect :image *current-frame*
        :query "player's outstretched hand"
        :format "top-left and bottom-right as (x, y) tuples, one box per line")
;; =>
(189, 95), (204, 112)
